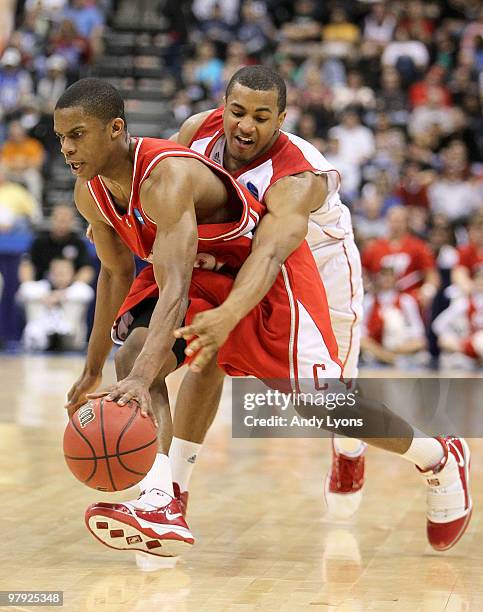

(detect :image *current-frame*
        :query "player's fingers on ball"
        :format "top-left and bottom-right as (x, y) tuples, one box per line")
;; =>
(117, 392), (133, 406)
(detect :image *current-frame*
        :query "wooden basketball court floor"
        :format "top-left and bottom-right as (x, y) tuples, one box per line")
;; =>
(0, 354), (481, 612)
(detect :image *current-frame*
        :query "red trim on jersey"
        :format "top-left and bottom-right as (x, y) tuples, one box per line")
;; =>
(293, 297), (301, 395)
(188, 108), (224, 149)
(342, 241), (357, 375)
(137, 149), (254, 242)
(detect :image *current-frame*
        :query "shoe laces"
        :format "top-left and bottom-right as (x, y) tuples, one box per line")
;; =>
(332, 453), (364, 489)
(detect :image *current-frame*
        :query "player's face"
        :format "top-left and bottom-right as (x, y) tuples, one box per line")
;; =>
(223, 83), (286, 166)
(54, 106), (120, 180)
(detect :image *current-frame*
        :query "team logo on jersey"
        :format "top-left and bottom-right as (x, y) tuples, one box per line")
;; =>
(246, 181), (259, 199)
(78, 403), (95, 428)
(133, 208), (145, 225)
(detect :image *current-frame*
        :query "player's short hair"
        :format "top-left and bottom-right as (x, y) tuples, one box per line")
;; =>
(226, 65), (287, 113)
(55, 78), (127, 128)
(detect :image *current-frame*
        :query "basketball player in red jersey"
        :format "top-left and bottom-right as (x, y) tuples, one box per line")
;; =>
(56, 77), (346, 557)
(107, 65), (366, 519)
(58, 78), (471, 559)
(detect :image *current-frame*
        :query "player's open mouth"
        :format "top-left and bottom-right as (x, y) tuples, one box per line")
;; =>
(234, 135), (255, 149)
(68, 162), (85, 175)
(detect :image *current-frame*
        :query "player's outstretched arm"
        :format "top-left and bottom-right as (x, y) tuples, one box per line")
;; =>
(176, 172), (327, 371)
(65, 181), (135, 416)
(98, 160), (198, 414)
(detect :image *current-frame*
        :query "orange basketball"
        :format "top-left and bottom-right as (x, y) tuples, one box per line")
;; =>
(63, 398), (158, 491)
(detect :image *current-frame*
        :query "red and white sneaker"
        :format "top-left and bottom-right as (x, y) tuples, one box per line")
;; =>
(324, 439), (366, 519)
(173, 482), (189, 518)
(85, 488), (194, 558)
(418, 436), (472, 551)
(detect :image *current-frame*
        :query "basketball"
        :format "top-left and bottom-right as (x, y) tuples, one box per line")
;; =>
(63, 398), (158, 491)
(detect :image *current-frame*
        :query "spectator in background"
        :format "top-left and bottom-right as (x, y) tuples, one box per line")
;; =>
(452, 215), (483, 295)
(409, 64), (452, 108)
(222, 41), (250, 87)
(362, 1), (396, 47)
(19, 203), (94, 283)
(281, 0), (321, 44)
(295, 112), (318, 142)
(395, 161), (433, 209)
(372, 68), (408, 127)
(399, 0), (435, 45)
(17, 256), (94, 351)
(61, 0), (105, 39)
(353, 183), (388, 245)
(196, 3), (234, 56)
(433, 267), (483, 370)
(48, 19), (89, 76)
(9, 10), (44, 67)
(237, 1), (274, 60)
(0, 47), (33, 119)
(458, 6), (483, 67)
(409, 87), (458, 138)
(193, 41), (224, 97)
(361, 266), (427, 366)
(24, 0), (68, 22)
(324, 135), (360, 203)
(192, 0), (240, 28)
(321, 7), (360, 59)
(0, 120), (45, 201)
(37, 54), (68, 113)
(0, 162), (40, 232)
(427, 149), (481, 224)
(381, 25), (429, 83)
(362, 205), (439, 307)
(329, 108), (375, 168)
(12, 95), (59, 160)
(332, 70), (376, 113)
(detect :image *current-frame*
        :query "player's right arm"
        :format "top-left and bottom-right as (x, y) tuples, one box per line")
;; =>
(169, 110), (214, 145)
(65, 180), (135, 415)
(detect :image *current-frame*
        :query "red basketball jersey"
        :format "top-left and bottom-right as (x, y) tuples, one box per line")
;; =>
(87, 137), (265, 266)
(457, 242), (483, 277)
(87, 137), (265, 323)
(362, 234), (435, 293)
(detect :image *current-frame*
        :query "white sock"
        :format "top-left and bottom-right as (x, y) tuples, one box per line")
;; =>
(334, 436), (366, 457)
(401, 432), (444, 471)
(138, 453), (174, 501)
(169, 436), (202, 492)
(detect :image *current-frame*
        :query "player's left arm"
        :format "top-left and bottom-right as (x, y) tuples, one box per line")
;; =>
(103, 161), (198, 410)
(176, 172), (327, 370)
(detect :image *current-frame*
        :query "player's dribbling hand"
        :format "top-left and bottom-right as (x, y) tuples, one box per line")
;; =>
(87, 375), (158, 427)
(65, 371), (102, 419)
(174, 307), (238, 372)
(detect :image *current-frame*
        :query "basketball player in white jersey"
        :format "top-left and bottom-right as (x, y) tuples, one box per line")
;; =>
(169, 65), (365, 518)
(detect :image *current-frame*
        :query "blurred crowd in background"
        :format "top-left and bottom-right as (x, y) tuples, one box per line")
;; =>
(0, 0), (481, 370)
